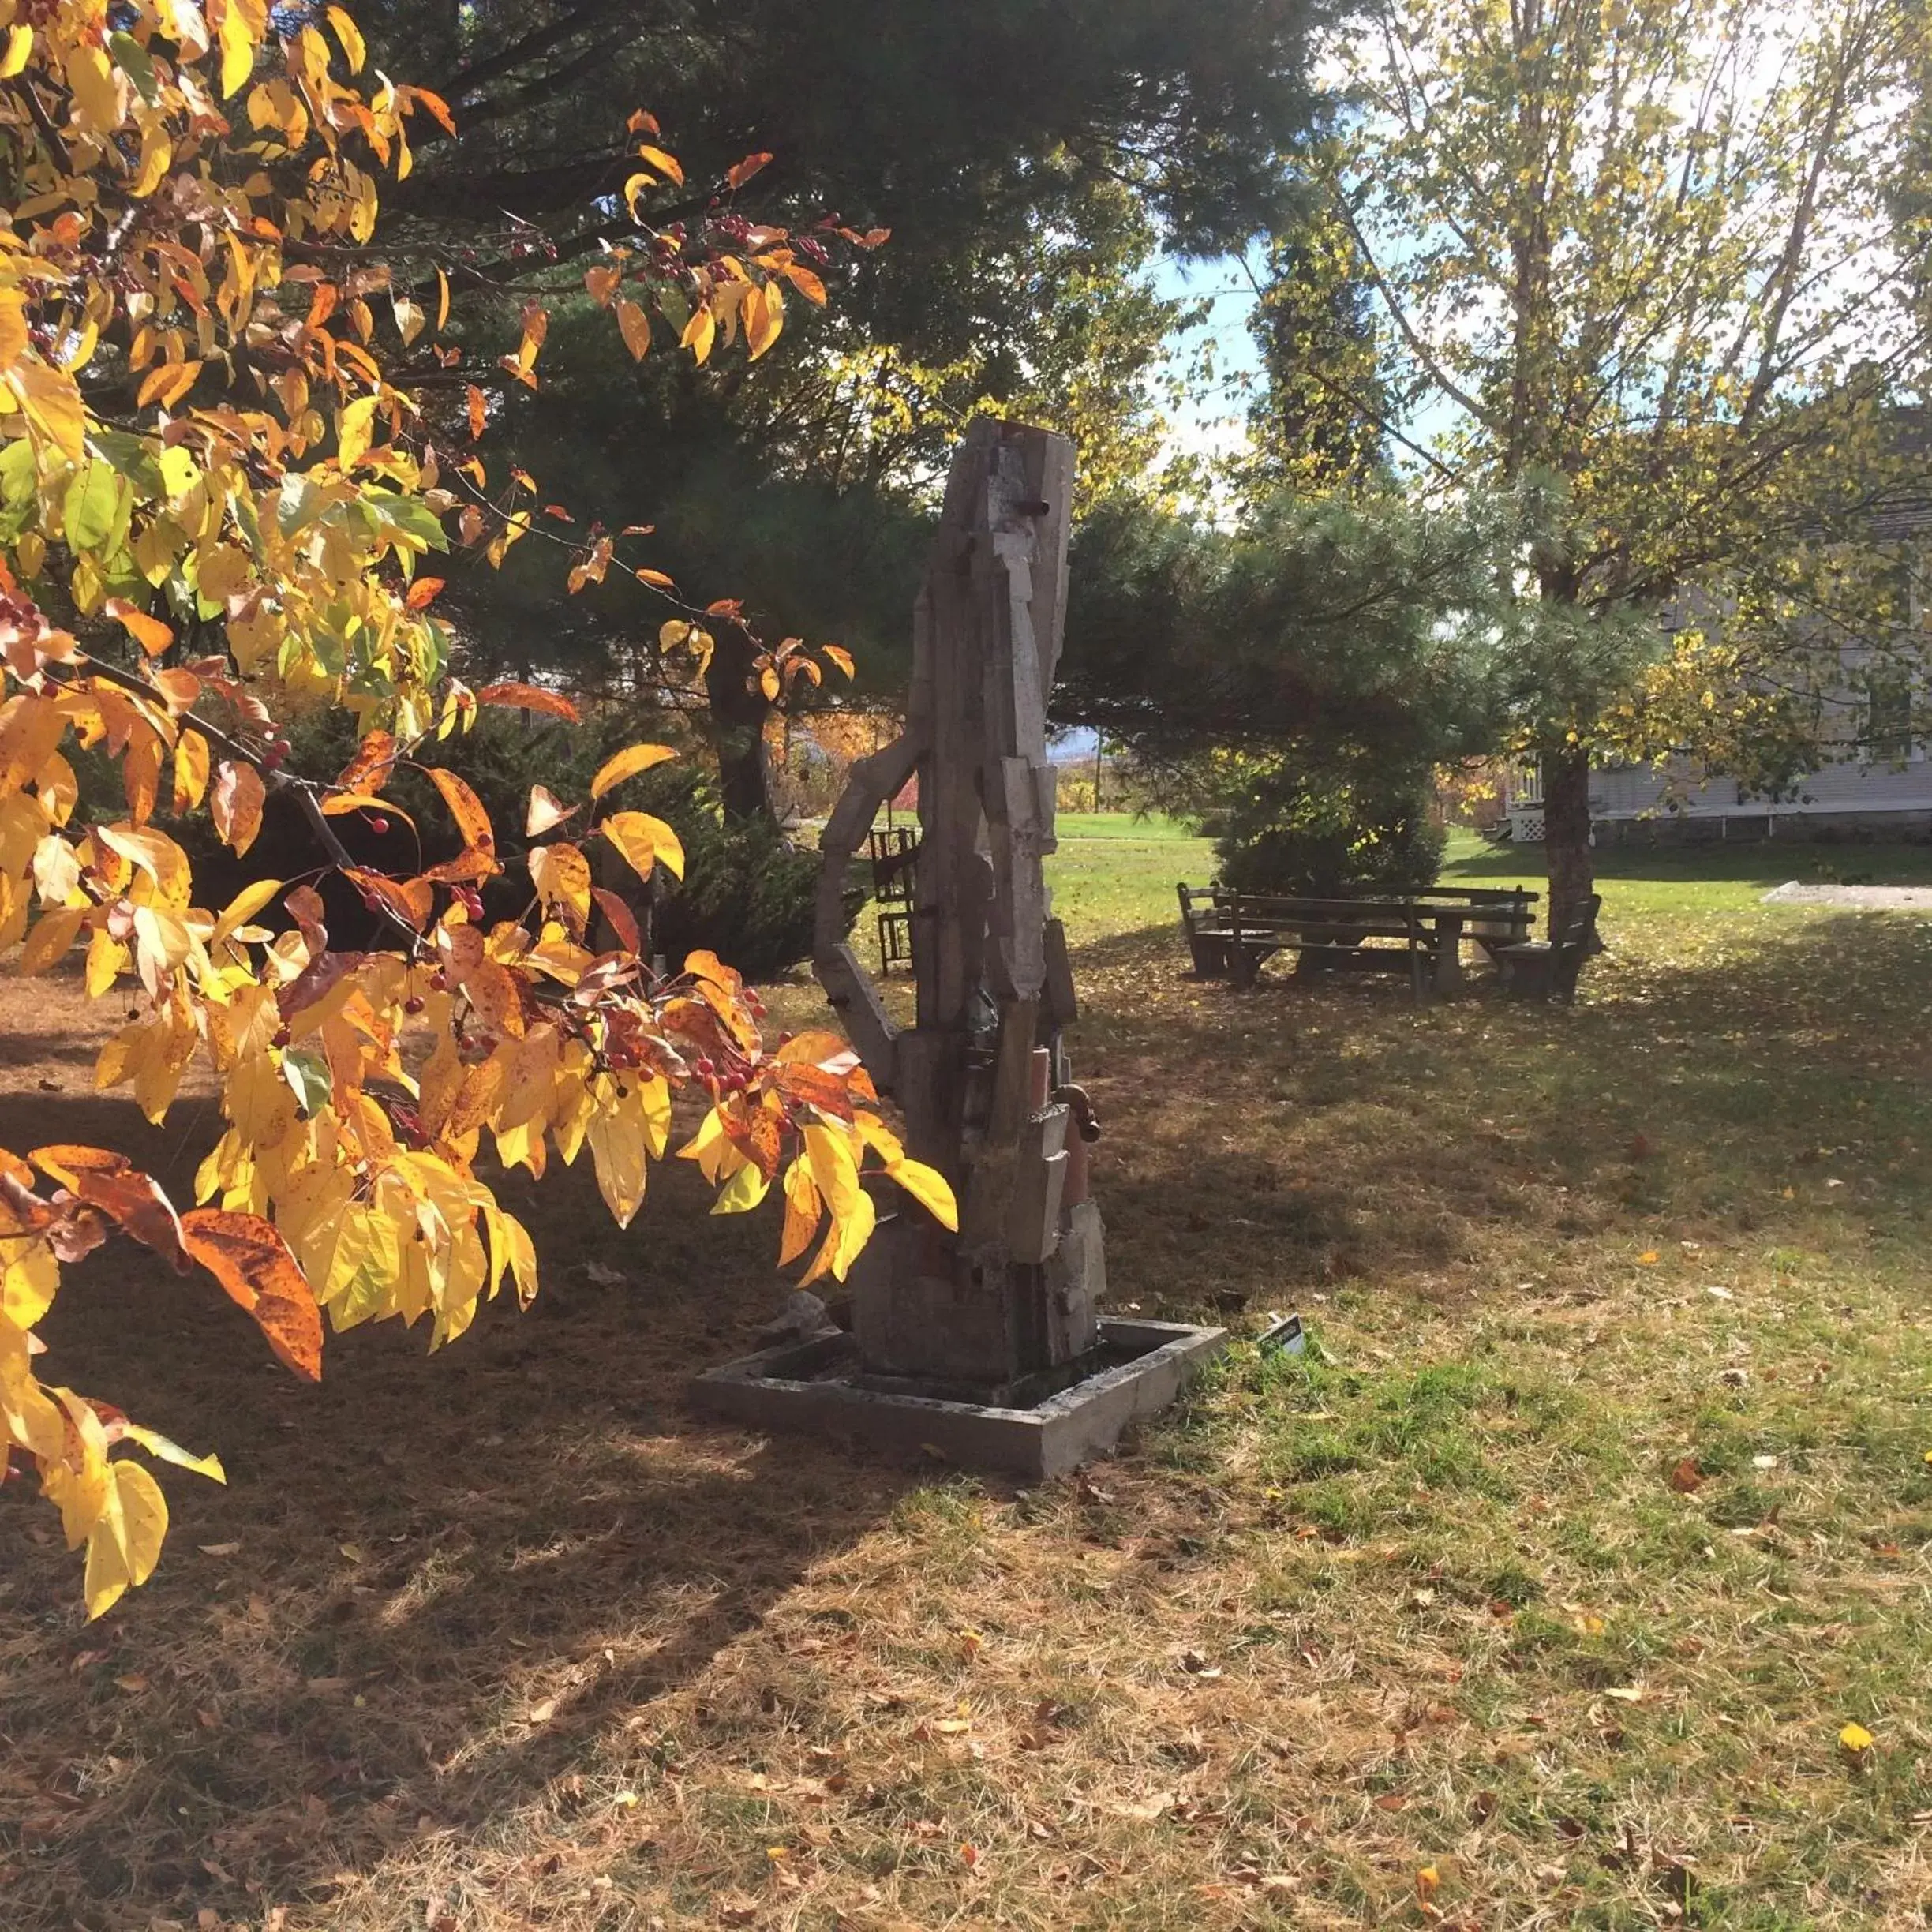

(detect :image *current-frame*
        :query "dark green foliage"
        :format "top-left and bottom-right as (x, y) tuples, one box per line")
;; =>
(339, 0), (1333, 744)
(1058, 489), (1506, 767)
(158, 711), (847, 981)
(1209, 756), (1447, 896)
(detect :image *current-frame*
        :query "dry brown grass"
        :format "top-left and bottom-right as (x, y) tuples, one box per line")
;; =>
(5, 840), (1932, 1930)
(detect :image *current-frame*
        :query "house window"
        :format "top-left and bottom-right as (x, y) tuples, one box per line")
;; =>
(1864, 672), (1912, 764)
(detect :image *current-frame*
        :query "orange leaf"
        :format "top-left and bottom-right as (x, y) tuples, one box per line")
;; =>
(343, 867), (432, 930)
(135, 360), (201, 410)
(615, 298), (651, 360)
(584, 264), (623, 306)
(466, 383), (487, 440)
(405, 576), (445, 610)
(420, 848), (498, 885)
(103, 597), (173, 657)
(726, 151), (773, 190)
(425, 767), (496, 858)
(179, 1209), (323, 1380)
(408, 85), (457, 136)
(822, 644), (855, 679)
(780, 260), (827, 305)
(335, 728), (398, 794)
(152, 668), (202, 713)
(474, 681), (581, 722)
(211, 760), (265, 856)
(590, 886), (640, 953)
(29, 1146), (188, 1272)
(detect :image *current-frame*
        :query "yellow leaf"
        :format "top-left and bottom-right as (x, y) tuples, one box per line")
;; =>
(745, 278), (784, 361)
(218, 0), (255, 98)
(527, 841), (591, 932)
(2, 1242), (58, 1327)
(212, 876), (282, 946)
(65, 43), (123, 130)
(325, 4), (365, 72)
(681, 304), (716, 365)
(391, 294), (425, 346)
(21, 907), (86, 975)
(337, 394), (379, 470)
(436, 267), (450, 332)
(12, 358), (86, 459)
(1637, 1250), (1659, 1264)
(171, 730), (209, 814)
(601, 810), (684, 882)
(114, 1460), (168, 1586)
(829, 1183), (876, 1279)
(0, 289), (25, 366)
(779, 1158), (821, 1266)
(887, 1155), (958, 1233)
(803, 1123), (860, 1222)
(586, 1091), (648, 1230)
(590, 742), (676, 799)
(130, 129), (172, 198)
(122, 1423), (225, 1484)
(635, 144), (683, 185)
(1840, 1722), (1874, 1754)
(0, 26), (30, 81)
(712, 1162), (771, 1215)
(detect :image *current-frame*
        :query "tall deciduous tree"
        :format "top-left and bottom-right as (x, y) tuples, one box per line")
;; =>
(1292, 0), (1930, 919)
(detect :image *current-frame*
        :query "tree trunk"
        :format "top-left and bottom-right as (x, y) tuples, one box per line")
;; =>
(1541, 740), (1594, 931)
(702, 626), (777, 825)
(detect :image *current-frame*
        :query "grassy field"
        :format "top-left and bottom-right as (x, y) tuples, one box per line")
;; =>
(6, 821), (1932, 1929)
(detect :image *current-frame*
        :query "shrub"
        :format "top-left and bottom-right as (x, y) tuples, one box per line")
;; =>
(1208, 754), (1446, 896)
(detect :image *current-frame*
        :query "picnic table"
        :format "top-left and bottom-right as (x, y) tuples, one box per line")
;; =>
(1177, 882), (1541, 996)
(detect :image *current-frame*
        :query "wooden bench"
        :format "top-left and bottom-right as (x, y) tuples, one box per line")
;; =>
(1178, 882), (1539, 994)
(1492, 893), (1602, 1002)
(1175, 886), (1446, 998)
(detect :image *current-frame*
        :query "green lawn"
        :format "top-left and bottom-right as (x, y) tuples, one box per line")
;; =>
(11, 822), (1932, 1931)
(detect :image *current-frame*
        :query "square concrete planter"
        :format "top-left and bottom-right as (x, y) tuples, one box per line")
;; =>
(689, 1317), (1225, 1481)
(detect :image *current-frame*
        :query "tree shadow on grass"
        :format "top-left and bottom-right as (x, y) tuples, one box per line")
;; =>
(0, 1095), (915, 1930)
(1059, 909), (1932, 1312)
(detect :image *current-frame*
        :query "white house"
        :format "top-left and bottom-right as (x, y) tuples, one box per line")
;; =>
(1505, 503), (1932, 845)
(1503, 742), (1932, 845)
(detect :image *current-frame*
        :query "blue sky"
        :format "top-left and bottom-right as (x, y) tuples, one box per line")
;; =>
(1151, 253), (1265, 471)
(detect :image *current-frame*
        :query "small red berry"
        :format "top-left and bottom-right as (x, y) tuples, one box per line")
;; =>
(404, 995), (425, 1015)
(272, 1026), (290, 1048)
(368, 814), (390, 834)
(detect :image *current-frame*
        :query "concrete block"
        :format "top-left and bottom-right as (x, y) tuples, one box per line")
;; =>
(688, 1317), (1226, 1481)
